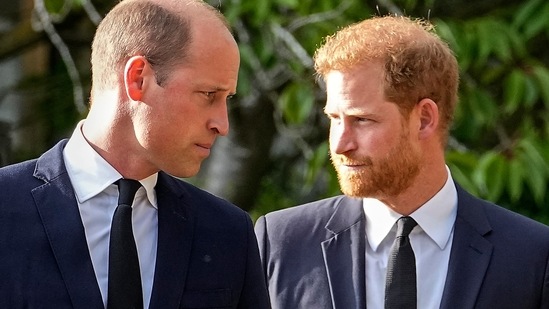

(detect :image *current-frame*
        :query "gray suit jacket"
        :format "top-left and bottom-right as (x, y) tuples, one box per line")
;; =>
(255, 185), (549, 309)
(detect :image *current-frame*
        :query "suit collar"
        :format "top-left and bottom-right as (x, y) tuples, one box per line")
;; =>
(322, 196), (367, 309)
(34, 139), (70, 182)
(440, 183), (493, 309)
(321, 185), (494, 309)
(33, 139), (105, 308)
(34, 141), (196, 309)
(325, 196), (364, 234)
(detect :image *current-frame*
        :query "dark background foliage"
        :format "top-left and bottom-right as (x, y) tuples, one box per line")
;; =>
(0, 0), (548, 223)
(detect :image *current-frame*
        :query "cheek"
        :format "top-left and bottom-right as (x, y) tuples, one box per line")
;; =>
(132, 109), (157, 148)
(357, 129), (399, 156)
(328, 127), (344, 154)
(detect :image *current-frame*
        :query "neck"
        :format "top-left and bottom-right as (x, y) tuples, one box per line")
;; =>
(380, 161), (448, 216)
(83, 94), (158, 180)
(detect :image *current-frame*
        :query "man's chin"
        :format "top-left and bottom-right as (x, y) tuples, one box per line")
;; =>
(338, 177), (374, 198)
(167, 163), (202, 179)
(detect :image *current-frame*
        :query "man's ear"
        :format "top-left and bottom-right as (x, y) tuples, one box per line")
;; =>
(416, 98), (439, 140)
(124, 56), (149, 101)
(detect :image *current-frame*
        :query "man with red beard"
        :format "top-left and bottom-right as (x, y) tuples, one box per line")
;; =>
(255, 15), (549, 309)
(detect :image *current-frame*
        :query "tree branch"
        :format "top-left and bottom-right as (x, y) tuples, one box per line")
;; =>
(33, 0), (86, 114)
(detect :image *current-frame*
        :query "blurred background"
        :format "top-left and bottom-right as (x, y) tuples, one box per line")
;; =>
(0, 0), (548, 222)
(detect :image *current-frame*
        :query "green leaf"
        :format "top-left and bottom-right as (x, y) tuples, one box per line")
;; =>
(519, 139), (549, 173)
(238, 44), (256, 70)
(449, 164), (479, 196)
(489, 21), (513, 62)
(523, 74), (540, 108)
(44, 0), (66, 14)
(474, 20), (493, 66)
(446, 151), (479, 196)
(236, 66), (252, 97)
(523, 1), (549, 39)
(512, 0), (544, 30)
(507, 30), (528, 58)
(446, 150), (479, 170)
(434, 19), (459, 54)
(503, 69), (525, 115)
(306, 141), (329, 184)
(223, 4), (242, 24)
(472, 151), (499, 195)
(517, 140), (549, 204)
(474, 89), (498, 126)
(507, 158), (524, 202)
(276, 0), (299, 9)
(531, 66), (549, 110)
(455, 23), (474, 71)
(244, 0), (271, 27)
(278, 83), (314, 124)
(483, 153), (507, 201)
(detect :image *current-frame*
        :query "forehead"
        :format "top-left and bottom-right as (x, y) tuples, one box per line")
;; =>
(324, 63), (386, 110)
(325, 60), (384, 87)
(167, 20), (239, 91)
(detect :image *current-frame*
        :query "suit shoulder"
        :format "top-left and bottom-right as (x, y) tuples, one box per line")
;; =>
(259, 195), (360, 236)
(0, 159), (39, 185)
(0, 158), (37, 174)
(458, 187), (549, 239)
(482, 200), (549, 236)
(163, 173), (249, 219)
(266, 195), (350, 220)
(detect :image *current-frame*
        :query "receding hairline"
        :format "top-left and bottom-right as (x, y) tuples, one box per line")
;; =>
(119, 0), (231, 31)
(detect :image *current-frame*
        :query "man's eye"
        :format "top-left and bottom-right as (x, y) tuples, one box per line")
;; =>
(203, 91), (216, 98)
(328, 116), (341, 124)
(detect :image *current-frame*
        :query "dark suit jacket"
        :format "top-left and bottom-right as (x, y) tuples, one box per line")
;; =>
(255, 185), (549, 309)
(0, 140), (270, 309)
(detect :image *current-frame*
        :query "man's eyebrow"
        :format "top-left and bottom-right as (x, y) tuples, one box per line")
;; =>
(212, 86), (236, 96)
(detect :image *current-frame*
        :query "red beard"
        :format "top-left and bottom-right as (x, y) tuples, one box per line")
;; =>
(331, 129), (421, 198)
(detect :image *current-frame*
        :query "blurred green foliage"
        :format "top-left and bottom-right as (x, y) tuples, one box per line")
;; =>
(7, 0), (548, 222)
(223, 0), (549, 222)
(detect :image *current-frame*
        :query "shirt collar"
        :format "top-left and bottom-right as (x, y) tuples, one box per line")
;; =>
(364, 166), (458, 251)
(63, 120), (158, 208)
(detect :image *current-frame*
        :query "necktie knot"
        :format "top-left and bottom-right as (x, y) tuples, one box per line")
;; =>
(396, 216), (417, 238)
(116, 179), (141, 206)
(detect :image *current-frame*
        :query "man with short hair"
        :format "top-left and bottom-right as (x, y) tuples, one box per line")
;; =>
(255, 15), (549, 309)
(0, 0), (270, 308)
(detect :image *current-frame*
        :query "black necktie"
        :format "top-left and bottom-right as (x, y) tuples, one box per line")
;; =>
(108, 179), (143, 309)
(385, 216), (418, 309)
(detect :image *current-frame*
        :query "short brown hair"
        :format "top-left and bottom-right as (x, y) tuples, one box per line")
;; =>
(314, 15), (459, 144)
(91, 0), (222, 89)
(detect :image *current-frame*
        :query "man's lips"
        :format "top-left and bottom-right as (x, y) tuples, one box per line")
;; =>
(336, 160), (368, 166)
(339, 164), (366, 171)
(196, 143), (212, 150)
(195, 142), (213, 157)
(335, 160), (371, 171)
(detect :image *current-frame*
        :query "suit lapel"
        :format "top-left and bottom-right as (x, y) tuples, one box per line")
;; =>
(32, 140), (104, 308)
(149, 173), (194, 309)
(440, 185), (493, 309)
(321, 197), (367, 309)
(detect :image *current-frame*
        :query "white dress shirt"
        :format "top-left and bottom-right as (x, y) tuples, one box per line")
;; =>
(364, 167), (458, 309)
(63, 121), (158, 308)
